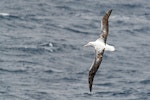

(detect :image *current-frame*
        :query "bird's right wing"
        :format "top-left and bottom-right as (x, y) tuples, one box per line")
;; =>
(88, 49), (105, 92)
(100, 9), (112, 44)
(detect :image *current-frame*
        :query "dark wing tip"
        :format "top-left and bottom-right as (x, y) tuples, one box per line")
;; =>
(89, 83), (92, 92)
(107, 9), (112, 16)
(105, 9), (112, 19)
(89, 73), (94, 92)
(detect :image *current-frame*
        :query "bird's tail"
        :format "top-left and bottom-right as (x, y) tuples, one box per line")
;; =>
(105, 44), (115, 51)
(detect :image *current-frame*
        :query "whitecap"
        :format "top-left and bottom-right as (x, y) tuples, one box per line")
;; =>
(0, 13), (10, 16)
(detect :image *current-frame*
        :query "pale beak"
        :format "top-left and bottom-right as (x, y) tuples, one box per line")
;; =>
(84, 44), (89, 47)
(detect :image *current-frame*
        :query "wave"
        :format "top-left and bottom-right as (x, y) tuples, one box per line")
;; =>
(0, 13), (10, 16)
(0, 68), (26, 73)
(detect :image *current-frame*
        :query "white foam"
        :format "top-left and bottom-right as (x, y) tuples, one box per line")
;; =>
(0, 13), (10, 16)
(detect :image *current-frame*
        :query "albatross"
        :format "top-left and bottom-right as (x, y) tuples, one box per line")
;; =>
(84, 9), (115, 92)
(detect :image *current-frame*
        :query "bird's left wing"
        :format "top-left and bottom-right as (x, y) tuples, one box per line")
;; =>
(88, 49), (105, 92)
(100, 9), (112, 44)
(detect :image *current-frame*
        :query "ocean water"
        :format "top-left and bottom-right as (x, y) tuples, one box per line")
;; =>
(0, 0), (150, 100)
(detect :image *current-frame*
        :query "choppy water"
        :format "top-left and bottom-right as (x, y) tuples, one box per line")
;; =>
(0, 0), (150, 100)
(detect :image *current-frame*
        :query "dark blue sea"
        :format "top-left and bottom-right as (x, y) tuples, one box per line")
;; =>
(0, 0), (150, 100)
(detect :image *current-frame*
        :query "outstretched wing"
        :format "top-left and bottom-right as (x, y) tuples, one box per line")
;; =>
(88, 49), (105, 92)
(100, 9), (112, 44)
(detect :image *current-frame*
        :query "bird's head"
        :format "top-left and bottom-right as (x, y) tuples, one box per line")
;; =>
(84, 42), (95, 47)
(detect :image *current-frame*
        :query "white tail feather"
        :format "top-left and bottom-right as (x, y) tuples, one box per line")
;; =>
(105, 44), (115, 51)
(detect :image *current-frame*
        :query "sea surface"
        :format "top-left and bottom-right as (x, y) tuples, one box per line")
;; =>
(0, 0), (150, 100)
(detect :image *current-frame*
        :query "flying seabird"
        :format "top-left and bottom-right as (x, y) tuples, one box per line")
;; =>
(84, 9), (115, 92)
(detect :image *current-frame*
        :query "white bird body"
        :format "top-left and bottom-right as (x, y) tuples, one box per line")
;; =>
(84, 38), (115, 52)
